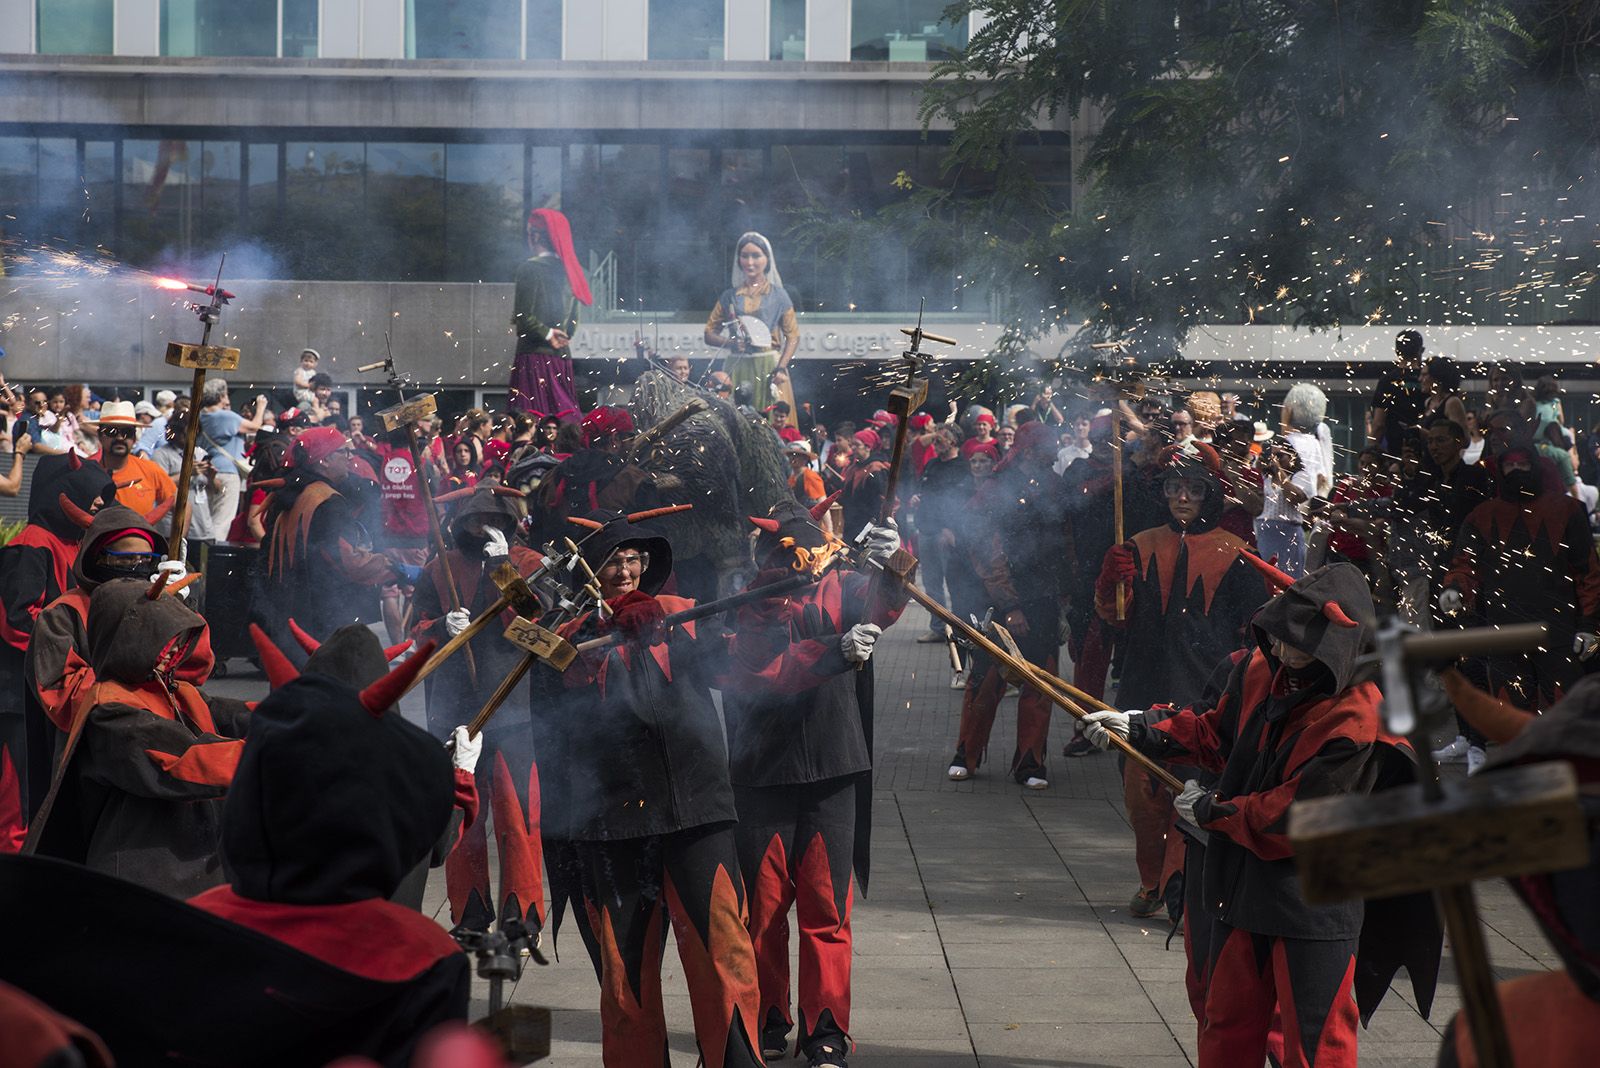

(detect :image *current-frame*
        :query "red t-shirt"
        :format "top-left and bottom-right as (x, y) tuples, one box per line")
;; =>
(375, 442), (431, 545)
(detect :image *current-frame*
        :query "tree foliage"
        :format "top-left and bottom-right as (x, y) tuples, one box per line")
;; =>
(802, 1), (1600, 359)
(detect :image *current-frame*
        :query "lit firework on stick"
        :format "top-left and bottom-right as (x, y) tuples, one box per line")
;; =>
(153, 276), (236, 304)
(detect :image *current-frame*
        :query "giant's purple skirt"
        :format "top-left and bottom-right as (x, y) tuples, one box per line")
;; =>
(508, 351), (579, 419)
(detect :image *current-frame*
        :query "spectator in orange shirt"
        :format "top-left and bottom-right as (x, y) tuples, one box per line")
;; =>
(93, 401), (175, 522)
(786, 439), (827, 511)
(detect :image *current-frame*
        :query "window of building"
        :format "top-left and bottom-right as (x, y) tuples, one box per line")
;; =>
(851, 1), (968, 61)
(283, 0), (319, 57)
(120, 140), (242, 267)
(407, 0), (521, 60)
(525, 0), (563, 59)
(0, 139), (38, 229)
(245, 142), (281, 238)
(37, 0), (114, 54)
(367, 143), (446, 280)
(648, 0), (724, 60)
(283, 142), (366, 278)
(444, 143), (529, 283)
(771, 0), (806, 60)
(161, 0), (278, 57)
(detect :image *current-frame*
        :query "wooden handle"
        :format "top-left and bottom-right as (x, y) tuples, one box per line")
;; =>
(166, 367), (208, 562)
(903, 583), (1183, 791)
(1402, 622), (1549, 662)
(467, 652), (537, 737)
(1111, 407), (1126, 620)
(408, 592), (512, 693)
(413, 438), (476, 687)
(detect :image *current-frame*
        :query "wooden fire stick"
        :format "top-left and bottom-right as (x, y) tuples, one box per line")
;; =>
(411, 427), (477, 688)
(1111, 404), (1126, 620)
(897, 575), (1183, 791)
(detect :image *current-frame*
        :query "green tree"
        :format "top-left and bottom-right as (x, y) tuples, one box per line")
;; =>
(803, 1), (1600, 361)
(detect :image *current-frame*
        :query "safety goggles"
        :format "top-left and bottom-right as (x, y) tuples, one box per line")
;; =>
(1163, 477), (1209, 500)
(599, 550), (649, 574)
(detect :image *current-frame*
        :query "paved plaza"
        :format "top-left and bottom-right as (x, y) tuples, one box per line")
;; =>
(214, 609), (1560, 1066)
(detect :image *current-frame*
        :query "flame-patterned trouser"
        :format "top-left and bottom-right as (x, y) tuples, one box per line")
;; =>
(1199, 923), (1358, 1068)
(576, 822), (765, 1068)
(444, 719), (543, 935)
(733, 776), (856, 1055)
(0, 714), (26, 853)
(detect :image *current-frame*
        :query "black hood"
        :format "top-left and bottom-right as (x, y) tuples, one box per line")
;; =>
(1251, 563), (1376, 693)
(86, 579), (210, 686)
(222, 632), (453, 905)
(449, 486), (521, 554)
(1483, 675), (1600, 997)
(752, 498), (829, 566)
(72, 505), (169, 591)
(27, 453), (117, 543)
(577, 510), (673, 596)
(1160, 446), (1225, 533)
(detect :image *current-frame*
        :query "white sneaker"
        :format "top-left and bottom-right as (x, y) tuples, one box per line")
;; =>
(1466, 746), (1487, 776)
(950, 670), (966, 690)
(1432, 735), (1470, 764)
(947, 765), (971, 781)
(1022, 776), (1049, 790)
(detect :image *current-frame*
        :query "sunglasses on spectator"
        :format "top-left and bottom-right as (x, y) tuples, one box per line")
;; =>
(99, 426), (136, 439)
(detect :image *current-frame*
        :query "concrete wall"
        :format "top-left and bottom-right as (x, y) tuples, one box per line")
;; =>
(0, 54), (961, 133)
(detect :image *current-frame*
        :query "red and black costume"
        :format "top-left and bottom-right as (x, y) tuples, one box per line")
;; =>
(0, 453), (114, 851)
(411, 487), (546, 940)
(1129, 564), (1440, 1068)
(1439, 450), (1600, 710)
(23, 505), (168, 818)
(26, 578), (248, 898)
(837, 430), (888, 540)
(535, 514), (764, 1068)
(0, 627), (470, 1068)
(1093, 449), (1273, 903)
(1437, 675), (1600, 1067)
(950, 422), (1068, 783)
(721, 501), (905, 1061)
(262, 428), (401, 645)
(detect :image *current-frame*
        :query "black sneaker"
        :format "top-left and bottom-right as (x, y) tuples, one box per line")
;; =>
(760, 1011), (790, 1060)
(1062, 734), (1099, 758)
(806, 1040), (848, 1068)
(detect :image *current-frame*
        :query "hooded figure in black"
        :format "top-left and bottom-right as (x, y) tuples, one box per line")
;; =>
(0, 453), (115, 850)
(1091, 445), (1273, 918)
(1086, 563), (1441, 1068)
(1437, 675), (1600, 1067)
(187, 628), (471, 1066)
(720, 498), (905, 1064)
(533, 509), (764, 1068)
(25, 578), (249, 899)
(411, 485), (546, 941)
(23, 505), (176, 819)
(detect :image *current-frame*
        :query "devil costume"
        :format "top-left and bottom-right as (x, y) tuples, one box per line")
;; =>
(535, 512), (763, 1068)
(262, 428), (400, 643)
(1437, 675), (1600, 1067)
(722, 499), (906, 1063)
(25, 579), (249, 898)
(1126, 564), (1440, 1068)
(0, 629), (468, 1068)
(950, 422), (1069, 785)
(1439, 449), (1600, 710)
(412, 486), (546, 938)
(511, 208), (591, 418)
(0, 453), (116, 851)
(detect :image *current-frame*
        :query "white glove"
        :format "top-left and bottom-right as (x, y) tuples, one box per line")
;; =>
(1082, 708), (1133, 750)
(1438, 588), (1463, 616)
(445, 608), (471, 637)
(1174, 779), (1207, 826)
(856, 521), (901, 564)
(1577, 633), (1600, 661)
(841, 623), (882, 664)
(450, 725), (482, 775)
(154, 559), (190, 599)
(483, 527), (509, 559)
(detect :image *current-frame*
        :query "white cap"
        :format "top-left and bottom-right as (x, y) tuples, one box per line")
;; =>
(155, 389), (177, 406)
(134, 400), (160, 418)
(1252, 421), (1274, 443)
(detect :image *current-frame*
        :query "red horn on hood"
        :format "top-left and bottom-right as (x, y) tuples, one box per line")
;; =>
(1323, 600), (1360, 628)
(748, 515), (782, 533)
(566, 516), (604, 530)
(384, 639), (415, 662)
(627, 503), (694, 523)
(286, 618), (321, 655)
(253, 477), (286, 490)
(809, 490), (843, 522)
(146, 571), (170, 599)
(250, 624), (301, 688)
(1239, 551), (1295, 592)
(58, 492), (96, 530)
(359, 640), (436, 718)
(432, 486), (478, 504)
(145, 497), (175, 525)
(68, 451), (82, 471)
(489, 485), (524, 498)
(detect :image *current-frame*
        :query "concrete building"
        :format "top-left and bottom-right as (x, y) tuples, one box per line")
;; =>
(0, 0), (1076, 410)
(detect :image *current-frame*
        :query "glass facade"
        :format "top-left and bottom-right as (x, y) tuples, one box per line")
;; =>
(851, 0), (968, 61)
(36, 0), (114, 55)
(648, 0), (724, 60)
(407, 0), (522, 60)
(161, 0), (279, 58)
(525, 0), (564, 60)
(283, 0), (319, 57)
(0, 130), (1013, 315)
(771, 0), (806, 61)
